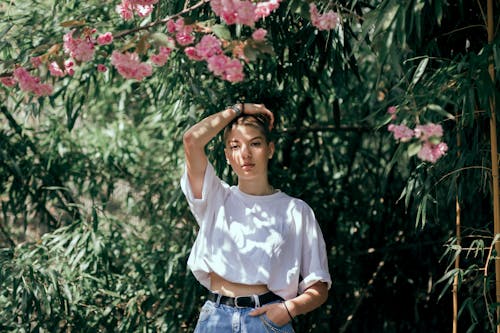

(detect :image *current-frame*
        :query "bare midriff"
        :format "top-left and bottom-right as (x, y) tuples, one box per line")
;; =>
(209, 272), (270, 297)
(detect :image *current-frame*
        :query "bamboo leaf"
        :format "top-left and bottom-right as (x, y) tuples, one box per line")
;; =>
(410, 57), (429, 88)
(211, 24), (231, 41)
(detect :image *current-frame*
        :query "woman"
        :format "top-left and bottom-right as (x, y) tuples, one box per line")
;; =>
(181, 103), (331, 332)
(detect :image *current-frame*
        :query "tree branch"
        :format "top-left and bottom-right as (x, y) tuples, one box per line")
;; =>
(113, 0), (210, 39)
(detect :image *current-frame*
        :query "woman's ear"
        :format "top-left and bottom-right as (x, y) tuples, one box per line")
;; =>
(268, 142), (275, 159)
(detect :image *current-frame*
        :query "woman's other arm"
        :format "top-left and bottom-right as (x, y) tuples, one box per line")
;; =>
(249, 281), (329, 325)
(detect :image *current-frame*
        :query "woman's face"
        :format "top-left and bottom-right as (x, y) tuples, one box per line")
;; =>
(224, 124), (275, 181)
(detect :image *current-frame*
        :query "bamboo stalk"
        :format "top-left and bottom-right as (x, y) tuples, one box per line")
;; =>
(486, 0), (500, 331)
(452, 127), (461, 333)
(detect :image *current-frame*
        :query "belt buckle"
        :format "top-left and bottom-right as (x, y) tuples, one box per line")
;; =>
(234, 296), (250, 308)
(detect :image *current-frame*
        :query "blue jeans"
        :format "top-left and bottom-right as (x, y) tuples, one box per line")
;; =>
(193, 300), (295, 333)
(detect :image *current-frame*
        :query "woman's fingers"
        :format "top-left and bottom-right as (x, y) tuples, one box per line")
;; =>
(248, 306), (267, 316)
(243, 103), (275, 129)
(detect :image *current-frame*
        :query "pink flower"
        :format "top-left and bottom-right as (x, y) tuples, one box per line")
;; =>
(236, 1), (257, 26)
(417, 141), (448, 163)
(150, 46), (172, 66)
(111, 51), (152, 81)
(34, 83), (53, 96)
(309, 3), (339, 31)
(222, 58), (244, 82)
(63, 30), (95, 62)
(414, 123), (443, 141)
(31, 56), (43, 67)
(184, 47), (203, 61)
(210, 0), (258, 26)
(169, 18), (186, 32)
(207, 54), (229, 76)
(65, 59), (75, 76)
(1, 76), (16, 87)
(116, 0), (156, 20)
(252, 28), (267, 41)
(49, 62), (66, 77)
(195, 35), (222, 59)
(97, 64), (108, 72)
(13, 67), (53, 96)
(48, 59), (75, 77)
(13, 67), (40, 92)
(255, 0), (281, 19)
(387, 106), (397, 120)
(207, 54), (244, 83)
(135, 4), (154, 17)
(388, 123), (414, 142)
(167, 18), (195, 45)
(166, 19), (177, 33)
(97, 32), (114, 45)
(116, 0), (134, 20)
(176, 32), (195, 46)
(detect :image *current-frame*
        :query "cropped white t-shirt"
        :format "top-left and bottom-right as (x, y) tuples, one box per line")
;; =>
(180, 162), (332, 300)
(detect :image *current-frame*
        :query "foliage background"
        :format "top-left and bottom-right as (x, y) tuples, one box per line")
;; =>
(1, 0), (499, 332)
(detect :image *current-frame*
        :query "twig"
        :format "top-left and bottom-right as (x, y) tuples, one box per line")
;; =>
(339, 258), (386, 333)
(278, 125), (371, 135)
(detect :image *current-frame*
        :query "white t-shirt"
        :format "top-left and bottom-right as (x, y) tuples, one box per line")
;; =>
(180, 162), (332, 300)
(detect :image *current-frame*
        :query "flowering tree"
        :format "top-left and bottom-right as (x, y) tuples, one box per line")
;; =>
(1, 0), (500, 332)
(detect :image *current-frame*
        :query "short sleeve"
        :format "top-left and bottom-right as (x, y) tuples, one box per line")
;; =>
(180, 162), (226, 226)
(298, 205), (332, 293)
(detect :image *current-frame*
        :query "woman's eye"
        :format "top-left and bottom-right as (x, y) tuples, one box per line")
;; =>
(251, 142), (262, 147)
(230, 145), (239, 150)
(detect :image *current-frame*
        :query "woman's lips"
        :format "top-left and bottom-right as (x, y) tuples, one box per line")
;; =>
(241, 163), (255, 170)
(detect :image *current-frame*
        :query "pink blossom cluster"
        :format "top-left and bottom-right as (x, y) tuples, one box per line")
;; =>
(210, 0), (282, 26)
(414, 123), (443, 141)
(111, 51), (153, 81)
(184, 35), (222, 60)
(49, 59), (75, 77)
(417, 141), (448, 163)
(116, 0), (157, 20)
(0, 76), (16, 87)
(97, 64), (108, 72)
(97, 32), (114, 45)
(207, 55), (244, 82)
(183, 34), (244, 82)
(387, 123), (414, 142)
(309, 3), (340, 31)
(252, 28), (267, 41)
(387, 108), (448, 163)
(63, 30), (95, 62)
(8, 67), (53, 96)
(151, 46), (173, 66)
(167, 18), (195, 46)
(57, 30), (112, 78)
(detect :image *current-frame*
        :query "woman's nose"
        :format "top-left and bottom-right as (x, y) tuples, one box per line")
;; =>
(240, 144), (251, 157)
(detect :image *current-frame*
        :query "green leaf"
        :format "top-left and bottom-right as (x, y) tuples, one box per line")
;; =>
(150, 32), (174, 47)
(424, 103), (455, 120)
(410, 57), (429, 88)
(211, 24), (231, 41)
(407, 141), (421, 157)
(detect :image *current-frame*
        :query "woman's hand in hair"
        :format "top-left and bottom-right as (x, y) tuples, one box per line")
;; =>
(242, 103), (274, 129)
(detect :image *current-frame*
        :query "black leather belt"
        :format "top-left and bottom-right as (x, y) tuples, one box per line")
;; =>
(208, 291), (283, 308)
